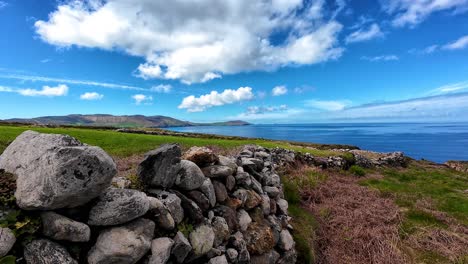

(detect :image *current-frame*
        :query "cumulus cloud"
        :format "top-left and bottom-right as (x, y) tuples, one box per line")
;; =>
(361, 55), (399, 62)
(132, 94), (153, 105)
(443, 35), (468, 50)
(35, 0), (344, 84)
(80, 92), (104, 100)
(151, 84), (172, 93)
(345, 23), (384, 43)
(18, 84), (68, 97)
(272, 85), (288, 96)
(178, 87), (254, 112)
(381, 0), (468, 27)
(305, 99), (350, 111)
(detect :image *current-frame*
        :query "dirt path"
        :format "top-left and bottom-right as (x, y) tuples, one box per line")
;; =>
(305, 173), (407, 264)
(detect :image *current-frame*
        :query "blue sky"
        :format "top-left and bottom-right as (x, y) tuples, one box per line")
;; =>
(0, 0), (468, 123)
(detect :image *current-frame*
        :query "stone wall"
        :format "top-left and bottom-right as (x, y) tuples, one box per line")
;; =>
(0, 131), (296, 264)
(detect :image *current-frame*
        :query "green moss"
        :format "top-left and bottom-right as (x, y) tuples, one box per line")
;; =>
(0, 256), (16, 264)
(349, 165), (366, 177)
(127, 174), (144, 191)
(400, 209), (447, 236)
(177, 220), (194, 237)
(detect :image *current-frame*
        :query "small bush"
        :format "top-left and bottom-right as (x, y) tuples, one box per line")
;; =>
(349, 165), (366, 177)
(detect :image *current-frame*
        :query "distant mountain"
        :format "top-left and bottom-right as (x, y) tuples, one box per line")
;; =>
(3, 114), (250, 128)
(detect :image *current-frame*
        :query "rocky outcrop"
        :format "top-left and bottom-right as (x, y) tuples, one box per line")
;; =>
(445, 160), (468, 173)
(0, 131), (296, 263)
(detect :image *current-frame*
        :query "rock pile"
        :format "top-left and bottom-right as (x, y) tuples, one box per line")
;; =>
(0, 131), (296, 264)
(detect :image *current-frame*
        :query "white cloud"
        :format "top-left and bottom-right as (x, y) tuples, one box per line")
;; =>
(443, 35), (468, 50)
(80, 92), (104, 100)
(305, 99), (350, 111)
(361, 55), (399, 62)
(381, 0), (468, 27)
(428, 81), (468, 95)
(35, 0), (344, 84)
(151, 84), (172, 93)
(272, 85), (288, 96)
(18, 84), (68, 97)
(246, 105), (288, 115)
(345, 23), (384, 43)
(0, 73), (146, 91)
(409, 44), (439, 54)
(0, 1), (8, 9)
(0, 86), (14, 93)
(178, 87), (254, 112)
(40, 58), (52, 63)
(132, 94), (153, 105)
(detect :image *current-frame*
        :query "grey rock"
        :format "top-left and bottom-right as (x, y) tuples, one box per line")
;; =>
(277, 249), (298, 264)
(254, 151), (270, 159)
(24, 239), (77, 264)
(182, 146), (219, 167)
(200, 178), (217, 207)
(187, 190), (210, 212)
(88, 218), (155, 264)
(189, 225), (215, 256)
(232, 189), (248, 205)
(173, 191), (204, 224)
(213, 206), (238, 231)
(149, 237), (174, 264)
(138, 144), (181, 188)
(212, 217), (230, 247)
(260, 195), (271, 216)
(276, 199), (289, 215)
(228, 232), (250, 264)
(202, 165), (234, 178)
(263, 186), (280, 199)
(176, 160), (205, 190)
(208, 255), (228, 264)
(149, 190), (184, 224)
(226, 248), (238, 263)
(41, 211), (90, 242)
(235, 171), (251, 186)
(278, 230), (295, 251)
(244, 190), (262, 210)
(112, 177), (132, 189)
(171, 232), (192, 263)
(237, 209), (252, 232)
(250, 250), (280, 264)
(225, 175), (236, 192)
(262, 173), (280, 187)
(148, 197), (175, 230)
(239, 150), (253, 158)
(212, 180), (228, 203)
(88, 188), (149, 226)
(206, 247), (223, 259)
(217, 156), (238, 171)
(250, 176), (263, 194)
(0, 131), (116, 210)
(0, 228), (15, 257)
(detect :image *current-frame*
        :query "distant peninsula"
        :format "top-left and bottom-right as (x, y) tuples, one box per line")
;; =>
(1, 114), (251, 128)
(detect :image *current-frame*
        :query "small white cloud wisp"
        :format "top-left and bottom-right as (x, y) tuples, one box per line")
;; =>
(132, 94), (153, 105)
(272, 85), (288, 96)
(80, 92), (104, 100)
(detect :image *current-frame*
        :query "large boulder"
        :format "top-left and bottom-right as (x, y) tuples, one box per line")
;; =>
(88, 218), (155, 264)
(182, 146), (219, 167)
(0, 227), (15, 257)
(138, 144), (181, 188)
(88, 188), (150, 226)
(175, 160), (205, 190)
(0, 131), (116, 210)
(41, 211), (90, 242)
(24, 239), (77, 264)
(149, 237), (174, 264)
(189, 225), (215, 256)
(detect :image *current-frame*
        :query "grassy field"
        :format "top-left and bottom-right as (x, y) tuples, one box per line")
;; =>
(0, 125), (346, 158)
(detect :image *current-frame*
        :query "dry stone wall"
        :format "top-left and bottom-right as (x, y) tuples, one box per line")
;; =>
(0, 131), (296, 264)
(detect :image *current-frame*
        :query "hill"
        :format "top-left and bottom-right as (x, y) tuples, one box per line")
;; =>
(2, 114), (250, 128)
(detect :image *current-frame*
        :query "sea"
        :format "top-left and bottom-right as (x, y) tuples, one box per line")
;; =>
(167, 123), (468, 163)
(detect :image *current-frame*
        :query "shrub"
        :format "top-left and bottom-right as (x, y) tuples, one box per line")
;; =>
(349, 165), (366, 177)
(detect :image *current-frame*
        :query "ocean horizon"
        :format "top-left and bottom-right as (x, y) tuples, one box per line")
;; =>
(168, 122), (468, 163)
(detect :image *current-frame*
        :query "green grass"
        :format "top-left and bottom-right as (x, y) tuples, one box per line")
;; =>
(349, 165), (366, 176)
(0, 125), (345, 158)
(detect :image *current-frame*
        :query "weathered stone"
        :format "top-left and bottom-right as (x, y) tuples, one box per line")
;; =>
(41, 211), (90, 242)
(149, 237), (174, 264)
(176, 160), (205, 190)
(264, 186), (280, 199)
(138, 144), (181, 188)
(217, 156), (238, 171)
(276, 199), (289, 215)
(225, 175), (236, 191)
(270, 199), (277, 215)
(278, 230), (295, 251)
(0, 228), (15, 257)
(225, 197), (242, 210)
(206, 247), (223, 259)
(149, 190), (184, 224)
(182, 146), (219, 167)
(189, 225), (215, 256)
(200, 178), (217, 207)
(187, 190), (210, 212)
(173, 191), (204, 224)
(202, 165), (234, 178)
(250, 177), (263, 194)
(232, 189), (248, 205)
(243, 222), (275, 255)
(249, 207), (264, 223)
(148, 197), (175, 230)
(237, 209), (252, 232)
(212, 180), (228, 203)
(250, 250), (280, 264)
(226, 248), (238, 263)
(260, 195), (271, 216)
(235, 171), (251, 186)
(245, 190), (262, 210)
(24, 239), (77, 264)
(254, 151), (270, 159)
(212, 217), (230, 247)
(112, 176), (131, 189)
(262, 173), (280, 187)
(172, 231), (192, 263)
(88, 188), (149, 226)
(228, 232), (250, 264)
(0, 131), (116, 210)
(88, 218), (155, 264)
(208, 255), (228, 264)
(239, 150), (253, 158)
(277, 249), (298, 264)
(213, 206), (238, 231)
